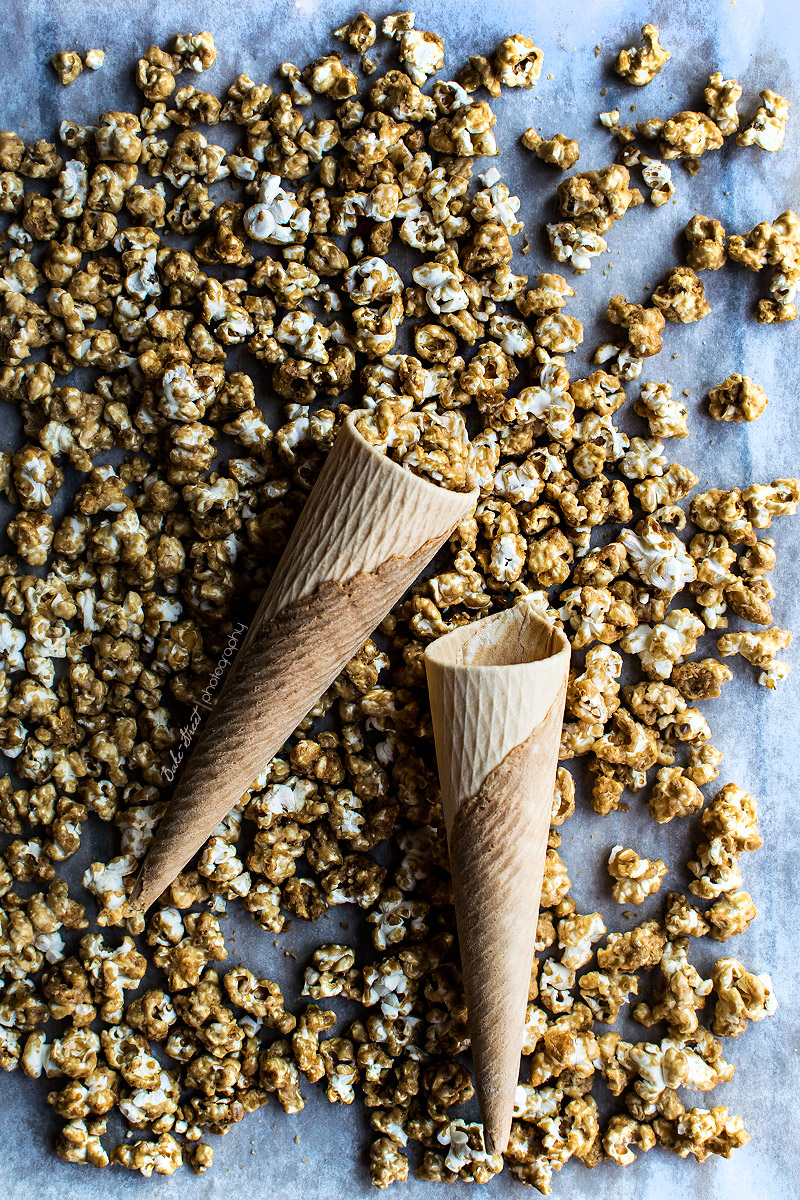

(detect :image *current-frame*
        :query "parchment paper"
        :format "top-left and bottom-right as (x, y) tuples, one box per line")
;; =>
(1, 1), (799, 1198)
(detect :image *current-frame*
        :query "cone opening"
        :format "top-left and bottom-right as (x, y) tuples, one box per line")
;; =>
(344, 410), (479, 502)
(425, 605), (570, 671)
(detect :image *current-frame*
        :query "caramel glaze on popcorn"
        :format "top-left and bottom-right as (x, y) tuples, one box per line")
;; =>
(0, 9), (796, 1190)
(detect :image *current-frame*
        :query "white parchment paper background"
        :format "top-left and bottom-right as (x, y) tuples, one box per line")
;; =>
(0, 1), (798, 1197)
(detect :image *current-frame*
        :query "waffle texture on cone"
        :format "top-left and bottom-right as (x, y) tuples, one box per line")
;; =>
(132, 412), (477, 911)
(424, 606), (570, 1153)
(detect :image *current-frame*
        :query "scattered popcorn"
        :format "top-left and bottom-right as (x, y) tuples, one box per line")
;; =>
(0, 11), (793, 1190)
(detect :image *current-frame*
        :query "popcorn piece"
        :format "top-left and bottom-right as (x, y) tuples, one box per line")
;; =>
(707, 891), (757, 942)
(711, 958), (777, 1037)
(494, 36), (544, 89)
(546, 222), (607, 273)
(84, 50), (105, 71)
(633, 939), (712, 1035)
(652, 267), (710, 323)
(644, 110), (724, 161)
(649, 767), (705, 823)
(522, 130), (580, 170)
(664, 893), (710, 939)
(614, 25), (670, 86)
(708, 374), (768, 423)
(737, 89), (791, 152)
(640, 156), (675, 206)
(685, 214), (727, 270)
(621, 609), (705, 680)
(608, 845), (668, 904)
(634, 382), (689, 439)
(604, 1115), (656, 1165)
(619, 519), (696, 593)
(705, 73), (742, 137)
(51, 52), (83, 87)
(655, 1105), (749, 1161)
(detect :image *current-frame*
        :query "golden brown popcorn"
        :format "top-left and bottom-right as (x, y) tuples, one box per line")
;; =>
(705, 73), (742, 136)
(521, 129), (580, 169)
(743, 478), (800, 528)
(614, 25), (670, 86)
(494, 35), (544, 88)
(737, 89), (791, 152)
(579, 969), (639, 1023)
(621, 609), (705, 680)
(663, 893), (710, 939)
(370, 1136), (409, 1187)
(608, 845), (668, 904)
(651, 266), (710, 323)
(690, 488), (755, 544)
(557, 163), (642, 235)
(685, 214), (727, 270)
(707, 374), (768, 423)
(642, 110), (724, 161)
(654, 1104), (749, 1162)
(606, 295), (665, 358)
(634, 939), (712, 1035)
(711, 958), (777, 1037)
(706, 891), (757, 942)
(717, 626), (792, 668)
(649, 767), (705, 823)
(334, 13), (377, 54)
(603, 1114), (657, 1165)
(546, 221), (608, 273)
(634, 381), (689, 439)
(51, 52), (83, 87)
(671, 658), (732, 701)
(598, 920), (667, 971)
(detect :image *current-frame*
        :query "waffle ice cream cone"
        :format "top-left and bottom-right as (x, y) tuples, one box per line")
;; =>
(424, 606), (571, 1154)
(132, 411), (477, 911)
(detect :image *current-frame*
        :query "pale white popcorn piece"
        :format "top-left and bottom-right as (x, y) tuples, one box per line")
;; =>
(619, 521), (696, 593)
(412, 261), (470, 314)
(539, 959), (576, 1013)
(243, 174), (310, 244)
(622, 609), (704, 678)
(641, 156), (675, 206)
(737, 89), (791, 152)
(547, 222), (608, 273)
(558, 912), (606, 970)
(758, 660), (790, 689)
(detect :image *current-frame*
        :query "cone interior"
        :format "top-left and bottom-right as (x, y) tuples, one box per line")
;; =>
(424, 607), (570, 1153)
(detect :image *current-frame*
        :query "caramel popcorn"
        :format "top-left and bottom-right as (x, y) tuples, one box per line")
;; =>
(0, 11), (793, 1189)
(708, 374), (769, 423)
(711, 958), (777, 1037)
(614, 25), (670, 87)
(51, 52), (84, 87)
(685, 214), (727, 270)
(737, 89), (791, 152)
(608, 845), (668, 904)
(522, 130), (580, 170)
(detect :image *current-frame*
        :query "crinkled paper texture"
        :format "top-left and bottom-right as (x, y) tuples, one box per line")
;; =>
(0, 0), (799, 1197)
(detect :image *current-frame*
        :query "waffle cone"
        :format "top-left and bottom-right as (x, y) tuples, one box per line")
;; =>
(424, 606), (570, 1154)
(132, 412), (477, 911)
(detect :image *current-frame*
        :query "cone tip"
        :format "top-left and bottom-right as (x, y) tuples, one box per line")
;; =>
(482, 1102), (512, 1156)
